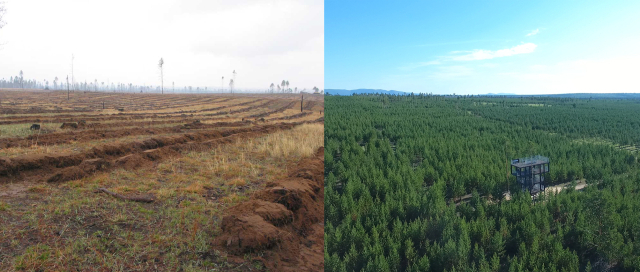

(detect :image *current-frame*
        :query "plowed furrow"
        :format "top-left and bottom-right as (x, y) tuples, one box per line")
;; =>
(0, 120), (320, 184)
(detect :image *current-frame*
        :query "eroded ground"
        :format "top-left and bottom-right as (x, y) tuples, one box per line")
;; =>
(0, 89), (324, 271)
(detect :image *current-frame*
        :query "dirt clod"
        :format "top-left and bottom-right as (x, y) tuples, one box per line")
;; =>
(216, 147), (325, 271)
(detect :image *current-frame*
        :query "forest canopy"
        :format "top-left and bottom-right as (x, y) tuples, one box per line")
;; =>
(324, 94), (640, 272)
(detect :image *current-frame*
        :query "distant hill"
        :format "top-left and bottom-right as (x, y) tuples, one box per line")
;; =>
(538, 93), (640, 99)
(483, 93), (640, 99)
(326, 89), (640, 99)
(324, 89), (408, 96)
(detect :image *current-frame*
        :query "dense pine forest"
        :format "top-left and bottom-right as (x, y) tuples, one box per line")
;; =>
(324, 94), (640, 272)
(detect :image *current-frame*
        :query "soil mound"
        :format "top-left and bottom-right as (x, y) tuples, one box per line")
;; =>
(216, 146), (324, 271)
(60, 122), (79, 129)
(0, 122), (318, 184)
(47, 158), (111, 183)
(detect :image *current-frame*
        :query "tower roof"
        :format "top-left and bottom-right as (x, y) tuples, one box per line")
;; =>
(511, 155), (549, 168)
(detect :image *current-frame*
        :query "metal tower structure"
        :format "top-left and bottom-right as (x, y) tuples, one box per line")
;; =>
(511, 155), (550, 195)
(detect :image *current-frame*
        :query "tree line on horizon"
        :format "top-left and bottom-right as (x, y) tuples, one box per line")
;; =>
(0, 71), (323, 94)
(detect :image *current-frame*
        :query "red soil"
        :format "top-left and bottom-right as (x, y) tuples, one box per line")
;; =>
(0, 121), (320, 184)
(216, 147), (324, 271)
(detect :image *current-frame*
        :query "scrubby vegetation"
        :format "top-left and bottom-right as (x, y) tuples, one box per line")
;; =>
(324, 94), (640, 272)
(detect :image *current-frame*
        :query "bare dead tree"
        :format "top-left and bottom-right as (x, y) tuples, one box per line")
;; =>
(71, 54), (74, 91)
(0, 1), (6, 30)
(158, 58), (164, 94)
(232, 70), (237, 91)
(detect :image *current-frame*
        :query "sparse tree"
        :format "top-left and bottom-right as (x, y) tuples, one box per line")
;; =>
(281, 80), (286, 93)
(53, 77), (58, 90)
(229, 79), (234, 93)
(0, 1), (6, 30)
(66, 75), (70, 100)
(286, 80), (289, 92)
(232, 70), (237, 90)
(221, 76), (224, 92)
(71, 54), (74, 91)
(270, 83), (275, 93)
(19, 70), (23, 88)
(158, 58), (164, 94)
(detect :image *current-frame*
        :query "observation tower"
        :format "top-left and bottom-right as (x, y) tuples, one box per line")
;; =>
(511, 155), (550, 195)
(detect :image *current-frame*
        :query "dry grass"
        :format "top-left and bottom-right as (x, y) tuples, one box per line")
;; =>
(0, 123), (62, 138)
(0, 90), (323, 271)
(0, 121), (324, 271)
(0, 132), (185, 158)
(250, 123), (324, 158)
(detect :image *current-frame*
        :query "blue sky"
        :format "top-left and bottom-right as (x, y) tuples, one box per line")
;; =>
(325, 0), (640, 94)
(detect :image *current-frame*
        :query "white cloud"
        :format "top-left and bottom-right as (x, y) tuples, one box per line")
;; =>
(526, 29), (540, 37)
(451, 43), (537, 61)
(497, 56), (640, 94)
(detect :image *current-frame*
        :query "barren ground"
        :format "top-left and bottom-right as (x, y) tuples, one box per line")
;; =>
(0, 89), (324, 271)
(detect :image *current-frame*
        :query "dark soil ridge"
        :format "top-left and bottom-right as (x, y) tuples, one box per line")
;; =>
(200, 100), (278, 117)
(303, 101), (317, 111)
(169, 98), (263, 114)
(0, 94), (239, 115)
(0, 99), (264, 125)
(0, 96), (230, 115)
(247, 101), (297, 119)
(0, 120), (253, 149)
(0, 120), (322, 184)
(216, 147), (325, 272)
(268, 112), (314, 121)
(0, 96), (232, 118)
(0, 104), (313, 149)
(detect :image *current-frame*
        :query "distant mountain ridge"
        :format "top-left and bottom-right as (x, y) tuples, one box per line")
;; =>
(325, 89), (640, 99)
(324, 89), (408, 96)
(484, 93), (640, 99)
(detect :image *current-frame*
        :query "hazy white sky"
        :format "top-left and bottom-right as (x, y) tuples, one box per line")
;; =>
(0, 0), (324, 91)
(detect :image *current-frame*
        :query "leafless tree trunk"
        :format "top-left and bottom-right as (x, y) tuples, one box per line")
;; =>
(66, 75), (70, 100)
(0, 2), (6, 30)
(71, 54), (75, 91)
(158, 58), (164, 94)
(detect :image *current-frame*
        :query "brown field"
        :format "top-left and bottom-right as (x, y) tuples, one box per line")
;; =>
(0, 89), (324, 271)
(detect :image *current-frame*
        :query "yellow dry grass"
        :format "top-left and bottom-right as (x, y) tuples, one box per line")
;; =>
(0, 90), (324, 271)
(248, 123), (324, 158)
